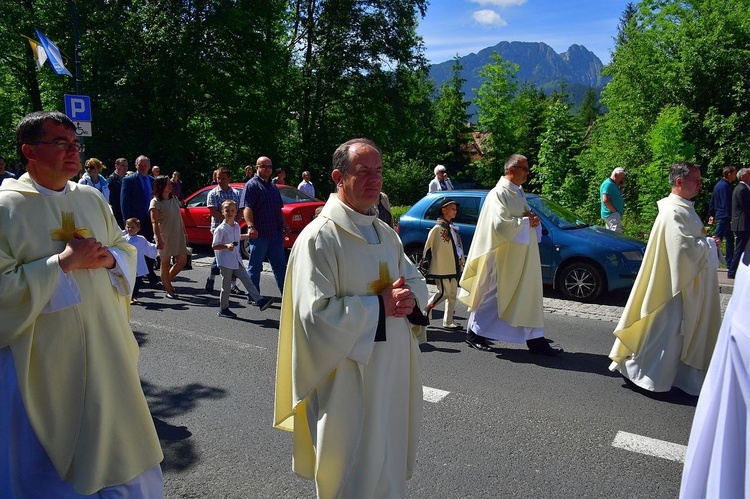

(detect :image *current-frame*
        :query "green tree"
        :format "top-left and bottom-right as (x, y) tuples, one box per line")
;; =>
(581, 0), (750, 233)
(290, 0), (429, 191)
(577, 86), (601, 129)
(432, 55), (471, 178)
(512, 82), (548, 187)
(474, 53), (519, 184)
(638, 105), (695, 226)
(536, 92), (582, 204)
(0, 0), (73, 156)
(0, 1), (436, 205)
(615, 2), (639, 48)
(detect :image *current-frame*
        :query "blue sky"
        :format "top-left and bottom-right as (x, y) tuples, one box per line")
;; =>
(416, 0), (633, 65)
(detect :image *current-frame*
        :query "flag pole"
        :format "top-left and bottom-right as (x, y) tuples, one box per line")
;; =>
(68, 0), (82, 94)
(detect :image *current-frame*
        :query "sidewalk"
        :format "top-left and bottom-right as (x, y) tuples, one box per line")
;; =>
(717, 267), (734, 295)
(542, 268), (734, 324)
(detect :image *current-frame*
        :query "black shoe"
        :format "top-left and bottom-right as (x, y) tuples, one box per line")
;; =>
(526, 337), (563, 356)
(231, 285), (243, 295)
(217, 308), (237, 318)
(466, 330), (493, 351)
(257, 297), (275, 311)
(205, 278), (214, 292)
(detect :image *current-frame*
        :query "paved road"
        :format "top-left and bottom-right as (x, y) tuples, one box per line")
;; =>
(131, 252), (727, 498)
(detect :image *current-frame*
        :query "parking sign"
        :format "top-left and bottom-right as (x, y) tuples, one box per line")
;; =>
(64, 94), (92, 122)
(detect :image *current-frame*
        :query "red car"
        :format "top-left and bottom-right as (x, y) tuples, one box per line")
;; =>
(181, 183), (325, 258)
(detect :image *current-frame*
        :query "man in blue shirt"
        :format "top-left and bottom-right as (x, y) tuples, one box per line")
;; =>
(600, 167), (626, 233)
(239, 156), (288, 297)
(709, 165), (737, 268)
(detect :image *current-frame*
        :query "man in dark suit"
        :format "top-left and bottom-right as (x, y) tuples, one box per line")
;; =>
(729, 167), (750, 279)
(121, 155), (158, 285)
(708, 165), (736, 266)
(107, 157), (128, 228)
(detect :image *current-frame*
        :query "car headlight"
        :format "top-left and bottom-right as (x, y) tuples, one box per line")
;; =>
(621, 250), (643, 262)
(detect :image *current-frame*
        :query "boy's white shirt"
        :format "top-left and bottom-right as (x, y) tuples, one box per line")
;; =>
(212, 220), (244, 269)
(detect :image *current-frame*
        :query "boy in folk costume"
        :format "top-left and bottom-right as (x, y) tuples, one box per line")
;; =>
(423, 198), (465, 328)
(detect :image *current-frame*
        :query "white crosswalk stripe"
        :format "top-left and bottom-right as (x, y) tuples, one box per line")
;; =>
(422, 386), (450, 403)
(611, 431), (687, 463)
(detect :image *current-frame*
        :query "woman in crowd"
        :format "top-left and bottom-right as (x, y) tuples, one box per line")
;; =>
(150, 175), (189, 298)
(79, 157), (110, 202)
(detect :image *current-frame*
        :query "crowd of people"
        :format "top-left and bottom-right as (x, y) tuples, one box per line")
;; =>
(1, 110), (748, 498)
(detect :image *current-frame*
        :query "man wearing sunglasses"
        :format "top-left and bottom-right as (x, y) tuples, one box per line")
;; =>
(0, 111), (163, 496)
(238, 156), (289, 298)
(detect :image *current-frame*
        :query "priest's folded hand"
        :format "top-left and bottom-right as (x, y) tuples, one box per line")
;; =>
(381, 277), (416, 317)
(58, 233), (116, 272)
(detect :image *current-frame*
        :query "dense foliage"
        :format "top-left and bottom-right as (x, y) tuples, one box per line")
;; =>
(0, 0), (433, 202)
(2, 0), (749, 227)
(575, 0), (750, 236)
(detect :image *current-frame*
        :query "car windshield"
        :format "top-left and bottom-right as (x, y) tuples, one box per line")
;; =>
(278, 185), (318, 204)
(528, 196), (590, 230)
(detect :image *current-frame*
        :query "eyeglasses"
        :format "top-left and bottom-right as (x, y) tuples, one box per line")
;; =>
(85, 166), (97, 170)
(28, 140), (85, 153)
(256, 164), (272, 169)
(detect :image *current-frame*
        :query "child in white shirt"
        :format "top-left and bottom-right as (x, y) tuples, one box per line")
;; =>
(124, 217), (159, 304)
(212, 200), (274, 317)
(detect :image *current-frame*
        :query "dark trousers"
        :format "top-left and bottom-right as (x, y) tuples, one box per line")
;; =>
(210, 257), (221, 276)
(132, 276), (143, 299)
(729, 231), (750, 278)
(138, 220), (159, 284)
(714, 218), (734, 267)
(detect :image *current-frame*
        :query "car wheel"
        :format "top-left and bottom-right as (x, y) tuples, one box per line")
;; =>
(557, 262), (603, 302)
(405, 244), (427, 277)
(241, 238), (250, 260)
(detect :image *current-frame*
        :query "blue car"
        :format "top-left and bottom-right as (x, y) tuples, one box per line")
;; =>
(397, 190), (646, 302)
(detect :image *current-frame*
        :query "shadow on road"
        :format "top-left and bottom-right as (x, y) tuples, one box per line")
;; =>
(493, 348), (698, 406)
(616, 379), (699, 407)
(141, 379), (228, 472)
(152, 417), (194, 472)
(133, 331), (148, 347)
(495, 348), (621, 379)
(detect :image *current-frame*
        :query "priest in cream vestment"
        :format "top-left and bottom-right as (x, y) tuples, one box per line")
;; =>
(609, 162), (721, 395)
(274, 139), (428, 499)
(458, 154), (563, 356)
(0, 112), (163, 497)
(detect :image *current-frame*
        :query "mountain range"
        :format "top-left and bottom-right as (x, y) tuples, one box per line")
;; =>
(428, 41), (610, 118)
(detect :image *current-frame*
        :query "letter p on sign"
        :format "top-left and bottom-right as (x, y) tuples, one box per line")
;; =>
(64, 94), (92, 122)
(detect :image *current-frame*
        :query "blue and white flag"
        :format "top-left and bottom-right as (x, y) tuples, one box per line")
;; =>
(34, 28), (72, 77)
